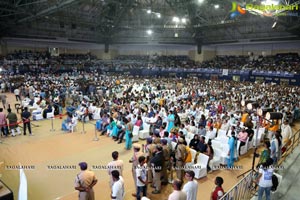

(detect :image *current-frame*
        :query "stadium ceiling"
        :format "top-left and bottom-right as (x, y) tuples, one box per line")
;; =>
(0, 0), (299, 45)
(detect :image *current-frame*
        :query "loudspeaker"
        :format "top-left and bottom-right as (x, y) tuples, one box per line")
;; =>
(104, 42), (109, 53)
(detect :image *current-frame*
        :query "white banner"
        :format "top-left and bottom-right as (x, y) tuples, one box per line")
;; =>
(222, 69), (229, 76)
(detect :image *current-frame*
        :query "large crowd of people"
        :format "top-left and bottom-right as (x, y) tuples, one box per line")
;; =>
(1, 51), (300, 74)
(0, 71), (298, 199)
(0, 51), (299, 199)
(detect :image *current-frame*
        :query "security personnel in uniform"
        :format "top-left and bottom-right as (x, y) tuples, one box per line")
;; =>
(145, 137), (155, 184)
(161, 139), (171, 184)
(130, 143), (144, 197)
(74, 162), (98, 200)
(175, 138), (187, 181)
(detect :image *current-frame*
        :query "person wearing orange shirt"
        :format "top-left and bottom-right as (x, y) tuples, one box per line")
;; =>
(241, 111), (249, 124)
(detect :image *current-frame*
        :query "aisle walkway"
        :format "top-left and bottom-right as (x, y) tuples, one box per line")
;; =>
(274, 147), (300, 200)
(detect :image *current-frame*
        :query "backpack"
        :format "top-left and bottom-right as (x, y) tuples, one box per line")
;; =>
(271, 174), (279, 192)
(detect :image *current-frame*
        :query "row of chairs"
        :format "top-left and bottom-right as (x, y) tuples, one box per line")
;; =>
(32, 107), (55, 120)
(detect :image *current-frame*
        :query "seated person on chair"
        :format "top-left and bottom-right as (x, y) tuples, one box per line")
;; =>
(197, 136), (207, 153)
(237, 128), (248, 155)
(62, 112), (73, 132)
(189, 134), (200, 152)
(43, 103), (53, 118)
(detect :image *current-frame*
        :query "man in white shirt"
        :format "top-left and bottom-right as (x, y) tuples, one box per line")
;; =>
(281, 119), (292, 147)
(168, 179), (187, 200)
(182, 171), (198, 200)
(107, 151), (124, 188)
(111, 170), (124, 200)
(136, 156), (148, 200)
(14, 87), (21, 101)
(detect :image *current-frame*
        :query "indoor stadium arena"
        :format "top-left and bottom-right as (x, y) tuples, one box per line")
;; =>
(0, 0), (299, 200)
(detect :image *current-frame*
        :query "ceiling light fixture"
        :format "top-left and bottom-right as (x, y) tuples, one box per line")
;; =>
(146, 29), (153, 35)
(172, 16), (180, 23)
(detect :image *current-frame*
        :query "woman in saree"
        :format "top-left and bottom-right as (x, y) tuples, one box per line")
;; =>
(227, 130), (236, 168)
(166, 110), (175, 133)
(125, 117), (133, 150)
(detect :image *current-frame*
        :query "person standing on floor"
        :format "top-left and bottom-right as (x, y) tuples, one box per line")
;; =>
(0, 108), (7, 137)
(136, 156), (148, 200)
(145, 137), (155, 185)
(124, 117), (133, 149)
(6, 108), (21, 137)
(111, 170), (125, 200)
(107, 151), (124, 189)
(255, 158), (274, 200)
(161, 139), (171, 185)
(150, 144), (163, 194)
(21, 107), (32, 135)
(14, 87), (21, 101)
(175, 138), (187, 181)
(74, 162), (98, 200)
(182, 171), (198, 200)
(0, 94), (7, 109)
(168, 179), (187, 200)
(129, 143), (144, 197)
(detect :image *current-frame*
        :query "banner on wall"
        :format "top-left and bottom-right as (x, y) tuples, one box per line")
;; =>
(222, 69), (229, 76)
(49, 47), (59, 56)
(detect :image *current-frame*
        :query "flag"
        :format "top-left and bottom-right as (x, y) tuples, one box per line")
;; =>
(18, 167), (28, 200)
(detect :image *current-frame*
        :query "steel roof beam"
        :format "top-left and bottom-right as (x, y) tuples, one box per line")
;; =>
(17, 0), (81, 23)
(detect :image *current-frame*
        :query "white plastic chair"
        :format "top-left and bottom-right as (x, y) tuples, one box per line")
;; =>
(210, 150), (222, 171)
(185, 138), (191, 147)
(237, 138), (249, 156)
(186, 132), (194, 140)
(46, 107), (55, 119)
(220, 144), (230, 165)
(217, 129), (227, 138)
(32, 108), (43, 121)
(193, 153), (209, 179)
(211, 140), (222, 150)
(92, 108), (101, 120)
(132, 125), (140, 142)
(139, 122), (150, 139)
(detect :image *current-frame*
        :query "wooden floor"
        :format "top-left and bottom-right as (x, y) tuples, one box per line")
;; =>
(0, 93), (299, 200)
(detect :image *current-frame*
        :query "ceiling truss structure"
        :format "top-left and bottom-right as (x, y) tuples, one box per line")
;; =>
(0, 0), (299, 45)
